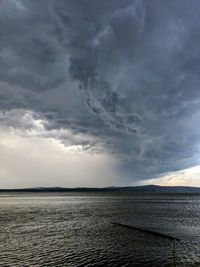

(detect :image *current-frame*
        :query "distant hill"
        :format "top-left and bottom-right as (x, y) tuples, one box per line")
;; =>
(1, 185), (200, 193)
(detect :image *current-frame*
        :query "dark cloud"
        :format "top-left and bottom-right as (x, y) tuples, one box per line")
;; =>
(1, 0), (200, 182)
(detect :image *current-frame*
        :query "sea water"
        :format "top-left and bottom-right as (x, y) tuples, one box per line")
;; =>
(1, 193), (200, 266)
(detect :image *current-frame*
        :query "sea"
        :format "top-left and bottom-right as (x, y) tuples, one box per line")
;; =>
(1, 192), (200, 267)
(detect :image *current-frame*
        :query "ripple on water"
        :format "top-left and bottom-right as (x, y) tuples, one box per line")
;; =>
(1, 193), (200, 266)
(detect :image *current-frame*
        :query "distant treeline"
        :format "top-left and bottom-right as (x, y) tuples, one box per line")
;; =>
(1, 185), (200, 193)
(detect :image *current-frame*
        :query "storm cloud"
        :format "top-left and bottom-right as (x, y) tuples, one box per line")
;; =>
(1, 0), (200, 184)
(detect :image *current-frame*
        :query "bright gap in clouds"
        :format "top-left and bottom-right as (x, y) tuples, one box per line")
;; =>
(0, 128), (124, 189)
(0, 109), (125, 189)
(143, 166), (200, 187)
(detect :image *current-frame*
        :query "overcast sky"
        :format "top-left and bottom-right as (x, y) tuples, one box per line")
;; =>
(1, 0), (200, 188)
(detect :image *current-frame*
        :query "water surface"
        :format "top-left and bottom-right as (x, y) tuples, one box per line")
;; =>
(1, 193), (200, 266)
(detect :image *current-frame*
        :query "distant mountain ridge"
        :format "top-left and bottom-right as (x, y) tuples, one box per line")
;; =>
(1, 185), (200, 193)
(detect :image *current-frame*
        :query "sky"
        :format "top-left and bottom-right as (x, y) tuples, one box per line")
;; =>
(1, 0), (200, 188)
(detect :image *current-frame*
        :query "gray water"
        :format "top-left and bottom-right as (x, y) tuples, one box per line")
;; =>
(1, 193), (200, 267)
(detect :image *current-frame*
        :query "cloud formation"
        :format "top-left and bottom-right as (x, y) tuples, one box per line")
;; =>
(1, 0), (200, 185)
(0, 129), (122, 188)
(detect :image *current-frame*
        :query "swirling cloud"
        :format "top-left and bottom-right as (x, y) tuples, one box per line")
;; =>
(1, 0), (200, 185)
